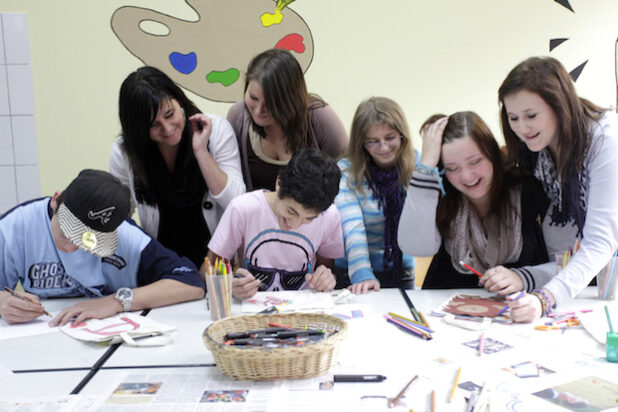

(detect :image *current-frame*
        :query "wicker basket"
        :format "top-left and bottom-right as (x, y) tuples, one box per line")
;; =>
(203, 312), (347, 380)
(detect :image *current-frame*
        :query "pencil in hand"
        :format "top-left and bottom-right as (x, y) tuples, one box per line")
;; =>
(3, 286), (51, 317)
(459, 261), (483, 278)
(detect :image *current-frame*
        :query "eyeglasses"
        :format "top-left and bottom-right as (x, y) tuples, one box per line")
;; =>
(364, 135), (403, 151)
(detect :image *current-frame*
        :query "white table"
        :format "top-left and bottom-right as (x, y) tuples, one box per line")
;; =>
(0, 288), (616, 411)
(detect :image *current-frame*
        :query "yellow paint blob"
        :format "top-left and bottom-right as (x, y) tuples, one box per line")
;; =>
(260, 11), (283, 27)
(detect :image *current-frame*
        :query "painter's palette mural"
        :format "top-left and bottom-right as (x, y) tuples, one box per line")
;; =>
(111, 0), (313, 102)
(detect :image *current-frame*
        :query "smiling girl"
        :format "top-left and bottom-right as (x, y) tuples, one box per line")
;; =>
(109, 67), (245, 268)
(398, 112), (549, 300)
(335, 97), (416, 294)
(227, 49), (348, 191)
(498, 56), (618, 322)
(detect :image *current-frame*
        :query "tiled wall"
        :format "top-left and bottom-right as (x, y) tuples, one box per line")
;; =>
(0, 13), (40, 215)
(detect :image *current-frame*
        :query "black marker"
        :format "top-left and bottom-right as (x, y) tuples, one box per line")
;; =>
(333, 374), (387, 383)
(258, 305), (279, 314)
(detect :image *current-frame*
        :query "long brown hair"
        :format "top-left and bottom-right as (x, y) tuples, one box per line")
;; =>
(343, 97), (414, 194)
(433, 112), (518, 238)
(498, 56), (604, 178)
(244, 49), (324, 153)
(118, 66), (201, 204)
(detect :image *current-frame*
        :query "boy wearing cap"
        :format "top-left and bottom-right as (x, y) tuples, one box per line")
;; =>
(0, 170), (205, 325)
(208, 148), (344, 299)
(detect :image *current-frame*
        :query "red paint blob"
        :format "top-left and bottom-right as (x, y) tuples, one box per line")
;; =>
(275, 33), (305, 53)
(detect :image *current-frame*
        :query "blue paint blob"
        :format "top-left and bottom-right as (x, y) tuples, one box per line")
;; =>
(169, 52), (197, 74)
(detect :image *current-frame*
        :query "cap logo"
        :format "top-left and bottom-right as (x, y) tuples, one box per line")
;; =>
(88, 207), (116, 225)
(81, 231), (97, 250)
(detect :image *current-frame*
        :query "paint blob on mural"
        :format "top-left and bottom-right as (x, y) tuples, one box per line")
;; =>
(111, 0), (313, 102)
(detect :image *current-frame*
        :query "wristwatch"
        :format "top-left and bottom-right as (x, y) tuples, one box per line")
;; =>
(114, 287), (134, 312)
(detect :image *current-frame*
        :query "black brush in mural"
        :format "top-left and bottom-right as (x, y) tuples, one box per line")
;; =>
(554, 0), (574, 13)
(548, 1), (588, 82)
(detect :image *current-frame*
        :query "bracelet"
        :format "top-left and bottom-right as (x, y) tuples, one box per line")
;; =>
(530, 292), (547, 317)
(415, 162), (446, 197)
(531, 288), (554, 317)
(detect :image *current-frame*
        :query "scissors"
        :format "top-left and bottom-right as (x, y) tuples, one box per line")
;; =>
(535, 318), (579, 331)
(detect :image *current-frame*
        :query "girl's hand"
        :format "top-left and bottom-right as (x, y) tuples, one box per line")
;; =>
(507, 293), (543, 323)
(419, 116), (448, 168)
(480, 265), (523, 295)
(348, 279), (381, 295)
(189, 114), (213, 155)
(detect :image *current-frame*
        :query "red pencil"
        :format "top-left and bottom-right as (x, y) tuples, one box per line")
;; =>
(459, 261), (483, 278)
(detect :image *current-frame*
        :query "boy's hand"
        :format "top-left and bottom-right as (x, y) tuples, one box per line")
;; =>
(232, 268), (260, 300)
(0, 290), (45, 324)
(348, 279), (380, 295)
(305, 265), (336, 292)
(50, 295), (121, 327)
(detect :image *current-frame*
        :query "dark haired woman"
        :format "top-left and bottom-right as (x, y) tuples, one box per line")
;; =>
(109, 66), (245, 268)
(227, 48), (348, 191)
(398, 112), (549, 306)
(498, 56), (618, 322)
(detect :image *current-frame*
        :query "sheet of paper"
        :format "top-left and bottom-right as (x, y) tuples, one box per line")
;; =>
(0, 312), (58, 341)
(578, 303), (616, 344)
(241, 290), (335, 313)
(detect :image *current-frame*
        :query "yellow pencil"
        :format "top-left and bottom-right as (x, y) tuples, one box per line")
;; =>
(418, 310), (431, 329)
(448, 367), (461, 402)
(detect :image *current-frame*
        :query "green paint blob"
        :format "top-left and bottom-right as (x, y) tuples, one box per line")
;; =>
(206, 68), (240, 87)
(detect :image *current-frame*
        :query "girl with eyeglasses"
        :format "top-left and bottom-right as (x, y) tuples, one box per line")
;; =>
(334, 97), (416, 294)
(398, 112), (550, 312)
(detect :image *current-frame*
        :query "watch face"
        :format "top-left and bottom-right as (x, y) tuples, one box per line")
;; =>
(116, 288), (132, 300)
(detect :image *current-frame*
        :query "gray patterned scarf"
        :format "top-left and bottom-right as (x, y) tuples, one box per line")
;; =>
(446, 189), (523, 274)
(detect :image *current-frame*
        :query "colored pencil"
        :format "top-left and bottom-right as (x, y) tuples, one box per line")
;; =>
(459, 261), (483, 278)
(448, 367), (461, 402)
(605, 305), (614, 333)
(3, 286), (51, 317)
(384, 315), (430, 340)
(388, 312), (434, 333)
(478, 332), (485, 356)
(431, 389), (436, 412)
(418, 310), (432, 329)
(385, 315), (432, 339)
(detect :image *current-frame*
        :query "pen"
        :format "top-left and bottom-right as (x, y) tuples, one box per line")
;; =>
(459, 261), (483, 278)
(333, 374), (386, 383)
(3, 286), (51, 317)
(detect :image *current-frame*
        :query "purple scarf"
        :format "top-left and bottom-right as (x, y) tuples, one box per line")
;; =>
(367, 161), (406, 282)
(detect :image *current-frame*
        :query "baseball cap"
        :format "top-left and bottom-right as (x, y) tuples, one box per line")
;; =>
(57, 169), (130, 257)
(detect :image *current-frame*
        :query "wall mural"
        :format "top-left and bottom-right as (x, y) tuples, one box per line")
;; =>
(550, 0), (587, 81)
(111, 0), (313, 102)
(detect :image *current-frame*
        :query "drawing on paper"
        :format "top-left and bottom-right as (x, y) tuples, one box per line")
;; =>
(463, 336), (512, 354)
(200, 390), (248, 403)
(443, 295), (507, 318)
(533, 376), (618, 411)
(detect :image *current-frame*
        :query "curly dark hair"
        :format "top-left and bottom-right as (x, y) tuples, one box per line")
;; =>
(277, 148), (341, 213)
